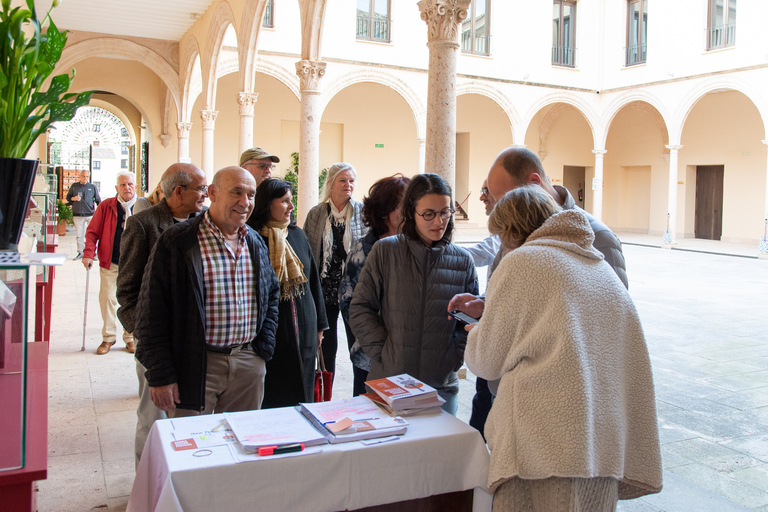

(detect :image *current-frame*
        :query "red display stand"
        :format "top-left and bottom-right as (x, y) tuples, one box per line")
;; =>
(34, 236), (57, 343)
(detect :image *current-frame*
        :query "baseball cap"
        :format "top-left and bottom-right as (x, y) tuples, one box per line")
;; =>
(240, 147), (280, 166)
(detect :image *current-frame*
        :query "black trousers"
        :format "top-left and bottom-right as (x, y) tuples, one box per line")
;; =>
(469, 377), (494, 441)
(321, 302), (355, 381)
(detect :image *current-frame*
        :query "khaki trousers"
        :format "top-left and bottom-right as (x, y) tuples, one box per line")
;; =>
(99, 263), (133, 345)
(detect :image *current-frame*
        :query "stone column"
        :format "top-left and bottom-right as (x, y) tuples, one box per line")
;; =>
(176, 122), (192, 163)
(418, 0), (470, 189)
(760, 140), (768, 258)
(591, 149), (607, 222)
(200, 110), (218, 182)
(237, 92), (259, 155)
(295, 60), (326, 225)
(417, 138), (426, 174)
(664, 145), (683, 247)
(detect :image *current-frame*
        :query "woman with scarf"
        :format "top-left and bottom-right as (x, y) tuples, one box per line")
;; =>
(249, 179), (328, 407)
(304, 163), (368, 384)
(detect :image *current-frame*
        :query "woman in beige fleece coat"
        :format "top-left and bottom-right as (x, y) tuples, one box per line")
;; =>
(465, 186), (662, 511)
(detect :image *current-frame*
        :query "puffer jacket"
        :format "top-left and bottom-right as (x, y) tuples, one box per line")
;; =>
(350, 235), (478, 396)
(134, 214), (280, 412)
(303, 199), (367, 269)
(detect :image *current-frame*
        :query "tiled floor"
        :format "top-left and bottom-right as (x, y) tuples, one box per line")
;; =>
(35, 228), (768, 511)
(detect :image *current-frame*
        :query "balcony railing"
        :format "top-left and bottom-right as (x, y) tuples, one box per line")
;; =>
(552, 45), (576, 67)
(356, 13), (390, 42)
(706, 22), (736, 50)
(461, 32), (491, 56)
(625, 42), (647, 66)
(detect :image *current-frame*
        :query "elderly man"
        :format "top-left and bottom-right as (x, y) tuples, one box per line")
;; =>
(239, 147), (279, 186)
(449, 147), (628, 438)
(116, 163), (207, 464)
(83, 171), (137, 354)
(135, 167), (279, 417)
(463, 179), (501, 267)
(66, 170), (101, 259)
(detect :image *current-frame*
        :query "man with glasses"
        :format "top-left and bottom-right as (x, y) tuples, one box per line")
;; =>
(239, 147), (279, 186)
(116, 163), (207, 467)
(463, 179), (501, 267)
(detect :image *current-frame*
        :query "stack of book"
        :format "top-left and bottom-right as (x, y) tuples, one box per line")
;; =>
(364, 374), (445, 416)
(300, 396), (408, 444)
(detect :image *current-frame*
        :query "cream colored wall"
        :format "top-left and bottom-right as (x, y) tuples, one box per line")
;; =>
(320, 82), (420, 205)
(212, 72), (244, 170)
(456, 94), (514, 223)
(680, 91), (766, 242)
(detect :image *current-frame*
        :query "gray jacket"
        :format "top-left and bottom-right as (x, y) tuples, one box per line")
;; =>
(303, 199), (367, 270)
(66, 182), (101, 217)
(350, 235), (479, 396)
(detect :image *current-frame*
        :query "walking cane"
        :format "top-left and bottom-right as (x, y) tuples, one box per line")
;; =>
(81, 265), (91, 351)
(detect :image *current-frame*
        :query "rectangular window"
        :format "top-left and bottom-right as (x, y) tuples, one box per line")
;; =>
(263, 0), (274, 28)
(461, 0), (491, 55)
(552, 1), (576, 66)
(357, 0), (390, 43)
(92, 161), (101, 170)
(93, 124), (101, 132)
(121, 159), (128, 169)
(626, 0), (648, 66)
(707, 0), (735, 50)
(121, 145), (128, 155)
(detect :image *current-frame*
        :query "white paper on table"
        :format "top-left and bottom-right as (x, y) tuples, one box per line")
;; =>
(227, 442), (325, 462)
(224, 408), (327, 451)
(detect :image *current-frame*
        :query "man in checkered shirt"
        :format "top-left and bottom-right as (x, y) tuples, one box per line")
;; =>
(135, 166), (280, 416)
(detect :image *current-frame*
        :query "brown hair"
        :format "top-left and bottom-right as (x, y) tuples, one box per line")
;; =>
(362, 174), (411, 237)
(488, 185), (561, 249)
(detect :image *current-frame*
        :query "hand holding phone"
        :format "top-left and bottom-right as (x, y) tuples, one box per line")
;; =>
(449, 309), (479, 325)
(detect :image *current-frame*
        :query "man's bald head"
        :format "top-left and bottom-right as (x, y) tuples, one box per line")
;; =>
(160, 163), (204, 197)
(208, 167), (257, 235)
(487, 147), (557, 208)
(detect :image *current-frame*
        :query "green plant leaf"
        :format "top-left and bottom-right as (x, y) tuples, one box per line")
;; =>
(28, 72), (70, 111)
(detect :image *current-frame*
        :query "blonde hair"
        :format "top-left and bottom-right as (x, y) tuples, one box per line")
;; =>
(488, 185), (561, 249)
(320, 162), (356, 203)
(147, 183), (164, 205)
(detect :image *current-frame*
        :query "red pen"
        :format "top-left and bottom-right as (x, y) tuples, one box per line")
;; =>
(257, 443), (305, 456)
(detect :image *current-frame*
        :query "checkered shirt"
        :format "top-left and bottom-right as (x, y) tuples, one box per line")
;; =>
(197, 212), (258, 348)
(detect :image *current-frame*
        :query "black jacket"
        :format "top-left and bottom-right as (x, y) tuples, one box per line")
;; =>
(134, 214), (280, 411)
(66, 182), (101, 216)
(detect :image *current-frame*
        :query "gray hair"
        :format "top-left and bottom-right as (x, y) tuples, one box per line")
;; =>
(116, 171), (136, 185)
(321, 162), (357, 203)
(160, 169), (193, 197)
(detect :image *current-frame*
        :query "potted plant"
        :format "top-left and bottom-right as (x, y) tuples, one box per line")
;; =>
(55, 198), (72, 235)
(0, 0), (92, 250)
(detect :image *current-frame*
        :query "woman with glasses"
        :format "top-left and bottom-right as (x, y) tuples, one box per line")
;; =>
(350, 173), (478, 414)
(304, 163), (368, 389)
(248, 179), (328, 407)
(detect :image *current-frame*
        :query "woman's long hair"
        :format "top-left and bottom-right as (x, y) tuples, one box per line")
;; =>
(320, 162), (357, 203)
(400, 173), (454, 243)
(362, 174), (411, 237)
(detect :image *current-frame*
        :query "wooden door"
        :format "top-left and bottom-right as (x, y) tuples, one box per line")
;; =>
(694, 165), (724, 240)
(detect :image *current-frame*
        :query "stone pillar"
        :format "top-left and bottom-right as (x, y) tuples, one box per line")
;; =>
(200, 110), (218, 182)
(295, 59), (326, 225)
(760, 140), (768, 258)
(591, 149), (607, 222)
(418, 0), (470, 189)
(237, 92), (259, 155)
(417, 138), (426, 174)
(664, 145), (683, 247)
(176, 122), (192, 163)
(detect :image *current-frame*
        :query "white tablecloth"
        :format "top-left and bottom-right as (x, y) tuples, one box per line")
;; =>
(127, 409), (492, 512)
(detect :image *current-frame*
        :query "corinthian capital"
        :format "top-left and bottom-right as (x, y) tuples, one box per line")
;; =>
(200, 110), (218, 129)
(418, 0), (470, 43)
(176, 122), (192, 138)
(295, 60), (327, 92)
(237, 92), (259, 115)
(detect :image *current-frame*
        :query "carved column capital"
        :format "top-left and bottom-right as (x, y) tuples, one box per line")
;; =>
(295, 60), (327, 92)
(200, 110), (218, 129)
(160, 133), (172, 147)
(176, 122), (192, 138)
(418, 0), (470, 43)
(665, 144), (683, 152)
(237, 92), (259, 116)
(592, 149), (608, 158)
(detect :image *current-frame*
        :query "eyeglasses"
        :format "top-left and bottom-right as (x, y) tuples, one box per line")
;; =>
(416, 208), (455, 221)
(182, 184), (208, 193)
(245, 162), (275, 171)
(480, 187), (490, 196)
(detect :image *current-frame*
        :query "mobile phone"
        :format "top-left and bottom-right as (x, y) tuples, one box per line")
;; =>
(449, 309), (479, 325)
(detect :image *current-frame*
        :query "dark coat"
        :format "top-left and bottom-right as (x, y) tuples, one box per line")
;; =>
(134, 214), (280, 412)
(253, 223), (329, 408)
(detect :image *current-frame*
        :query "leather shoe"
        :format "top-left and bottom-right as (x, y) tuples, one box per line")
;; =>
(96, 341), (116, 355)
(125, 341), (135, 354)
(74, 253), (82, 260)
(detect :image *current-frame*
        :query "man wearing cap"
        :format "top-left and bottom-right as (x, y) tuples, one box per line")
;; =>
(240, 147), (279, 186)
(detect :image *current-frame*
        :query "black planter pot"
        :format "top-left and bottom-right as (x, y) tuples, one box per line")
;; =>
(0, 157), (39, 252)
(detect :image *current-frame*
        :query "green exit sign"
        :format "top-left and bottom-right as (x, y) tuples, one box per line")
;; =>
(374, 144), (384, 148)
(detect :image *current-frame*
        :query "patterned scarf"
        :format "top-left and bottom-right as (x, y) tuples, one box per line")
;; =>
(259, 220), (307, 300)
(321, 200), (352, 278)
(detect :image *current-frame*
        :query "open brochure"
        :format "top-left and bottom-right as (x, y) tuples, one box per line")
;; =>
(224, 407), (327, 453)
(300, 396), (408, 444)
(365, 374), (441, 410)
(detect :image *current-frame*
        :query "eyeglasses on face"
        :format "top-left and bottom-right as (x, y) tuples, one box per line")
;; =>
(245, 162), (275, 171)
(415, 208), (455, 221)
(182, 184), (208, 193)
(480, 187), (490, 196)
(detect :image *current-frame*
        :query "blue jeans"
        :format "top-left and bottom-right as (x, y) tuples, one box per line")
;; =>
(438, 388), (458, 416)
